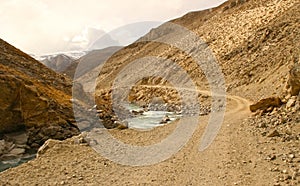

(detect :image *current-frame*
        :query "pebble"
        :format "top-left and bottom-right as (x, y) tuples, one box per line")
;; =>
(266, 154), (276, 161)
(159, 115), (171, 124)
(267, 129), (280, 137)
(9, 148), (25, 155)
(286, 97), (296, 108)
(288, 154), (295, 159)
(292, 171), (298, 180)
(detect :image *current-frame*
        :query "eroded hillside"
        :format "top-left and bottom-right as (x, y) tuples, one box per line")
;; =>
(94, 0), (299, 125)
(0, 0), (299, 185)
(0, 39), (79, 148)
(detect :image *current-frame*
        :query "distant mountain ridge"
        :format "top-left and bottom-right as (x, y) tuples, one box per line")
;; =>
(40, 54), (75, 73)
(63, 46), (122, 78)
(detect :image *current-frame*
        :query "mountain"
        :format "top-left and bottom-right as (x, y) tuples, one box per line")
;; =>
(32, 51), (87, 73)
(35, 46), (122, 94)
(63, 46), (122, 79)
(40, 54), (75, 73)
(36, 51), (86, 62)
(0, 0), (299, 185)
(95, 0), (299, 104)
(0, 38), (80, 147)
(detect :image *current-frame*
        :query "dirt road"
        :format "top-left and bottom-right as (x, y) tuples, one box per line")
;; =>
(0, 91), (280, 186)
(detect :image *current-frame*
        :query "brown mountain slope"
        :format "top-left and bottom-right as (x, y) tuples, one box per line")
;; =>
(0, 0), (299, 185)
(93, 0), (299, 120)
(0, 39), (79, 146)
(189, 0), (299, 100)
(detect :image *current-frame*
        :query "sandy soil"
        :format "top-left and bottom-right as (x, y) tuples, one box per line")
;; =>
(1, 92), (284, 186)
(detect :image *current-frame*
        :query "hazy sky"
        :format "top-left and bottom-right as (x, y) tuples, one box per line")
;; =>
(0, 0), (227, 55)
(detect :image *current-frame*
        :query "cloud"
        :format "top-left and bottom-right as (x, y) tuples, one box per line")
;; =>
(0, 0), (227, 55)
(65, 27), (106, 51)
(87, 21), (163, 51)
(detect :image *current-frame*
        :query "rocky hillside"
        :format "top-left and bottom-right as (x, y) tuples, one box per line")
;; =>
(0, 0), (299, 185)
(98, 0), (299, 97)
(0, 38), (80, 149)
(94, 0), (299, 124)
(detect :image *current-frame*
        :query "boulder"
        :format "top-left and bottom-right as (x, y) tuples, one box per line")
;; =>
(4, 131), (28, 145)
(286, 96), (297, 108)
(37, 139), (61, 158)
(160, 115), (171, 124)
(0, 140), (5, 155)
(27, 124), (80, 148)
(250, 97), (282, 112)
(115, 121), (128, 130)
(267, 129), (280, 137)
(77, 121), (92, 131)
(131, 110), (144, 115)
(9, 148), (25, 155)
(0, 139), (27, 161)
(286, 63), (300, 96)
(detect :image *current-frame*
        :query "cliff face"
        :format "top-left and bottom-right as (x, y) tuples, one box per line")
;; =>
(0, 39), (79, 147)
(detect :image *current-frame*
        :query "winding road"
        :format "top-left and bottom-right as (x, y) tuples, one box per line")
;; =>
(2, 85), (279, 186)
